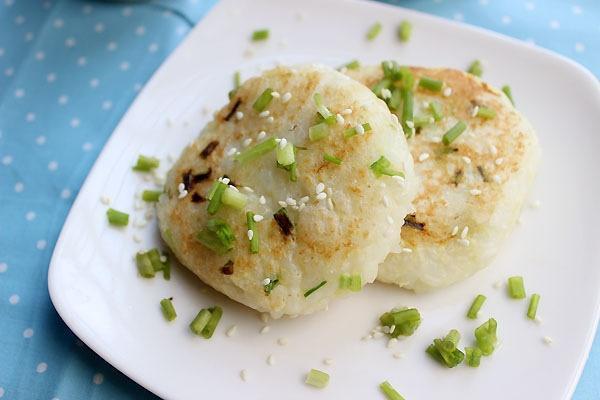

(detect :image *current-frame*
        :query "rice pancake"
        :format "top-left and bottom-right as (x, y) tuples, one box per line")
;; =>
(157, 65), (417, 317)
(346, 64), (540, 291)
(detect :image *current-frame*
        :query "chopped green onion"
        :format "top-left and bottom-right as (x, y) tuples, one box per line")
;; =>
(476, 106), (496, 119)
(234, 137), (277, 163)
(382, 60), (402, 80)
(201, 306), (223, 339)
(252, 88), (273, 112)
(263, 277), (280, 295)
(160, 298), (177, 321)
(429, 101), (443, 121)
(527, 293), (541, 320)
(397, 20), (412, 42)
(379, 307), (421, 337)
(189, 309), (212, 335)
(251, 29), (269, 41)
(106, 208), (129, 226)
(380, 381), (405, 400)
(339, 274), (361, 292)
(207, 181), (227, 214)
(276, 160), (297, 182)
(372, 78), (392, 98)
(508, 276), (526, 299)
(401, 88), (414, 137)
(440, 329), (461, 353)
(342, 60), (360, 70)
(135, 252), (155, 278)
(467, 60), (483, 77)
(233, 71), (241, 89)
(465, 346), (482, 367)
(162, 259), (171, 280)
(426, 329), (465, 368)
(399, 66), (414, 89)
(369, 156), (404, 178)
(196, 218), (235, 255)
(304, 281), (327, 298)
(305, 369), (329, 389)
(474, 318), (498, 356)
(344, 123), (372, 138)
(222, 187), (247, 210)
(313, 93), (333, 121)
(418, 77), (444, 92)
(442, 121), (467, 145)
(246, 211), (259, 254)
(366, 22), (382, 41)
(132, 155), (159, 172)
(387, 88), (402, 110)
(147, 248), (165, 272)
(413, 114), (434, 128)
(502, 85), (515, 105)
(276, 143), (295, 166)
(467, 294), (487, 319)
(142, 190), (162, 202)
(323, 153), (342, 165)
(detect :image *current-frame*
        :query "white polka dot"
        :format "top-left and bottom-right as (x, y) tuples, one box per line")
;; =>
(26, 211), (36, 221)
(15, 88), (25, 98)
(26, 112), (36, 122)
(549, 20), (560, 29)
(35, 51), (45, 61)
(82, 142), (93, 151)
(4, 67), (14, 77)
(101, 100), (112, 110)
(2, 155), (13, 165)
(92, 373), (104, 385)
(572, 5), (582, 15)
(15, 182), (24, 192)
(524, 2), (535, 11)
(135, 26), (145, 36)
(122, 6), (132, 16)
(60, 189), (72, 199)
(36, 240), (47, 250)
(453, 13), (464, 21)
(47, 72), (57, 82)
(501, 15), (512, 24)
(70, 118), (80, 128)
(119, 61), (130, 71)
(58, 95), (68, 105)
(65, 37), (76, 47)
(36, 362), (48, 373)
(77, 56), (87, 66)
(5, 0), (15, 6)
(0, 387), (4, 398)
(94, 22), (105, 33)
(9, 294), (20, 305)
(107, 41), (117, 51)
(90, 78), (99, 88)
(53, 18), (64, 28)
(24, 32), (34, 42)
(48, 161), (58, 171)
(23, 328), (34, 338)
(15, 15), (25, 25)
(82, 4), (93, 14)
(575, 42), (585, 52)
(0, 262), (7, 273)
(148, 43), (158, 53)
(36, 135), (47, 145)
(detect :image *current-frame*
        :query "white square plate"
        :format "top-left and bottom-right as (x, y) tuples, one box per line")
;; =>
(48, 0), (600, 399)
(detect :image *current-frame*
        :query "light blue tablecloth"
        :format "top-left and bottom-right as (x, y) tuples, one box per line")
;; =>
(0, 1), (598, 398)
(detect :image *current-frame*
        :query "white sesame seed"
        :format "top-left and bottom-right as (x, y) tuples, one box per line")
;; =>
(418, 152), (430, 162)
(323, 358), (334, 365)
(221, 177), (231, 184)
(253, 214), (264, 222)
(316, 192), (327, 200)
(382, 195), (390, 207)
(247, 230), (254, 240)
(277, 337), (289, 346)
(458, 238), (470, 246)
(240, 369), (248, 382)
(381, 88), (392, 99)
(382, 325), (390, 334)
(226, 325), (237, 337)
(259, 110), (270, 118)
(178, 183), (185, 191)
(242, 186), (254, 193)
(300, 196), (309, 203)
(342, 108), (352, 115)
(243, 138), (253, 147)
(493, 174), (501, 183)
(259, 195), (266, 205)
(159, 255), (167, 263)
(271, 91), (280, 98)
(235, 111), (244, 120)
(495, 157), (504, 166)
(315, 182), (325, 194)
(355, 124), (365, 135)
(100, 195), (111, 205)
(470, 188), (482, 196)
(282, 92), (292, 102)
(401, 247), (413, 253)
(462, 156), (471, 164)
(471, 106), (480, 117)
(543, 336), (553, 345)
(257, 131), (267, 140)
(229, 185), (239, 192)
(387, 216), (394, 225)
(278, 201), (287, 208)
(132, 234), (142, 243)
(387, 338), (398, 348)
(260, 325), (270, 334)
(335, 113), (345, 125)
(267, 354), (276, 365)
(443, 87), (452, 97)
(406, 120), (414, 129)
(461, 226), (469, 239)
(451, 225), (459, 236)
(389, 325), (396, 334)
(392, 175), (404, 183)
(393, 353), (403, 359)
(279, 138), (287, 148)
(227, 147), (238, 156)
(490, 144), (498, 155)
(286, 197), (296, 206)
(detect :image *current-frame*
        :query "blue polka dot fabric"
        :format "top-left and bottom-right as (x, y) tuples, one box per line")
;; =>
(0, 1), (598, 399)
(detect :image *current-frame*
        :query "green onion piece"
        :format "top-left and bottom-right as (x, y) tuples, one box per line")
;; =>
(467, 294), (487, 319)
(372, 78), (392, 98)
(369, 156), (404, 178)
(382, 60), (402, 80)
(304, 281), (327, 298)
(467, 60), (483, 77)
(427, 330), (465, 368)
(418, 77), (444, 92)
(366, 22), (382, 41)
(135, 252), (155, 278)
(132, 155), (159, 172)
(201, 306), (223, 339)
(429, 101), (443, 121)
(380, 381), (405, 400)
(323, 153), (342, 165)
(162, 258), (171, 280)
(313, 93), (333, 121)
(309, 123), (329, 142)
(251, 29), (269, 41)
(276, 143), (296, 166)
(207, 181), (227, 214)
(343, 60), (360, 70)
(344, 122), (372, 138)
(379, 308), (421, 337)
(276, 161), (297, 182)
(222, 186), (248, 210)
(442, 121), (467, 145)
(399, 66), (414, 89)
(397, 20), (412, 42)
(106, 208), (129, 226)
(476, 106), (496, 119)
(508, 276), (526, 299)
(339, 274), (362, 292)
(196, 218), (235, 255)
(146, 248), (165, 272)
(401, 88), (414, 137)
(189, 309), (212, 336)
(233, 71), (241, 89)
(502, 85), (515, 105)
(443, 329), (461, 350)
(413, 114), (433, 128)
(465, 346), (482, 367)
(142, 190), (162, 202)
(527, 293), (541, 320)
(160, 298), (177, 321)
(263, 277), (280, 295)
(252, 88), (273, 112)
(305, 369), (329, 389)
(474, 318), (498, 356)
(387, 88), (402, 110)
(246, 211), (259, 254)
(234, 137), (277, 163)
